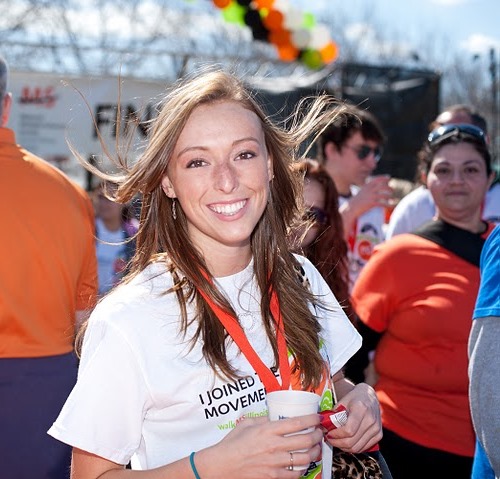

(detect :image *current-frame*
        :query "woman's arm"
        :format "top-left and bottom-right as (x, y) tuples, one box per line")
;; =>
(71, 415), (324, 479)
(343, 317), (383, 384)
(324, 371), (382, 453)
(71, 448), (186, 479)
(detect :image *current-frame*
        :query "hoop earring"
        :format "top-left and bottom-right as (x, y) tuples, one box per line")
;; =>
(172, 198), (177, 220)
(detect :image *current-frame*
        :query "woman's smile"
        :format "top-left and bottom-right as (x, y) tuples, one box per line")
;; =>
(208, 199), (248, 217)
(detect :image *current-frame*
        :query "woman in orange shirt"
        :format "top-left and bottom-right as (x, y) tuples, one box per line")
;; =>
(346, 124), (496, 479)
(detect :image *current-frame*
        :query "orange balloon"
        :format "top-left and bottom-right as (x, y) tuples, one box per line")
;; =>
(263, 9), (283, 31)
(255, 0), (275, 8)
(212, 0), (232, 8)
(269, 28), (291, 47)
(320, 41), (339, 63)
(277, 44), (299, 62)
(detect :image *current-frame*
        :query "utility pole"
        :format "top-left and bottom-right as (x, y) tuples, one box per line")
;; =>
(489, 47), (499, 164)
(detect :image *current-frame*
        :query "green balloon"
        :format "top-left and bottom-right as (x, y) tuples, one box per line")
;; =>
(302, 12), (316, 29)
(222, 2), (246, 25)
(302, 49), (323, 69)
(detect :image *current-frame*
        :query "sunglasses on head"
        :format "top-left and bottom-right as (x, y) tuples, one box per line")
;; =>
(428, 123), (487, 147)
(344, 144), (383, 163)
(304, 206), (329, 226)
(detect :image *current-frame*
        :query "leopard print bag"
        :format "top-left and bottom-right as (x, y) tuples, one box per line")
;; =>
(331, 451), (382, 479)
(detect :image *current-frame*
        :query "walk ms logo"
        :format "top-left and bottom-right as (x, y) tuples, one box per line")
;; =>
(17, 86), (57, 108)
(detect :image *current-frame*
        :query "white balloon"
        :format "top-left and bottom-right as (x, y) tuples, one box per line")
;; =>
(309, 25), (331, 49)
(291, 28), (311, 49)
(283, 6), (304, 30)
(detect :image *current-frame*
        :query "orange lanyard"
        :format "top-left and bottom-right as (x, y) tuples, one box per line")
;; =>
(197, 280), (291, 393)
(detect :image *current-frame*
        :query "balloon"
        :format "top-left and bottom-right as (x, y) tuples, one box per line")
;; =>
(222, 1), (246, 24)
(300, 49), (323, 69)
(282, 6), (303, 30)
(244, 9), (269, 40)
(291, 28), (311, 49)
(320, 41), (339, 63)
(269, 28), (291, 47)
(212, 0), (232, 8)
(309, 24), (331, 50)
(254, 0), (275, 8)
(252, 26), (270, 40)
(302, 12), (315, 29)
(244, 8), (262, 28)
(263, 9), (283, 31)
(277, 44), (299, 62)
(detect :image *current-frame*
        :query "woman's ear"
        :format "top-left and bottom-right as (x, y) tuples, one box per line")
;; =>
(487, 171), (496, 189)
(160, 175), (176, 199)
(267, 154), (273, 180)
(422, 171), (428, 187)
(1, 92), (12, 128)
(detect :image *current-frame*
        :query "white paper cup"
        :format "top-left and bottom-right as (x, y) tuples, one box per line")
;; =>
(266, 390), (320, 471)
(267, 390), (320, 421)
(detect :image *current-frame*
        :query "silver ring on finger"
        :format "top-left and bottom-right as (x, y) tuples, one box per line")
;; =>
(287, 451), (294, 471)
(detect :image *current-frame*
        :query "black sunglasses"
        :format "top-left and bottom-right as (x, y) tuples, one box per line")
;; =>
(344, 144), (383, 162)
(304, 206), (329, 226)
(428, 123), (487, 147)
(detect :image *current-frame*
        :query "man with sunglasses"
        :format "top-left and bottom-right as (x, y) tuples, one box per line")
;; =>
(317, 104), (393, 288)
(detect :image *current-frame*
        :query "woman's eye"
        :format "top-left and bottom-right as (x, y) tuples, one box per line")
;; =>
(434, 168), (450, 176)
(464, 167), (480, 175)
(237, 151), (256, 160)
(186, 159), (206, 168)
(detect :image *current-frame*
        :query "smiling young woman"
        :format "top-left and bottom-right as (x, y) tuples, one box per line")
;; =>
(47, 68), (387, 479)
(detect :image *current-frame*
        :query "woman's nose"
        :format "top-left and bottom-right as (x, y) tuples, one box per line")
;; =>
(213, 162), (238, 192)
(450, 169), (465, 183)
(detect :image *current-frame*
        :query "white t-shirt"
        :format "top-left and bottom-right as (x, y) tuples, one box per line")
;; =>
(339, 186), (386, 289)
(385, 185), (435, 239)
(385, 183), (500, 240)
(48, 255), (361, 476)
(482, 182), (500, 224)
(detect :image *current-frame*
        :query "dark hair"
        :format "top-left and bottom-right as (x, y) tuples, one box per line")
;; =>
(418, 124), (492, 176)
(293, 159), (353, 320)
(316, 104), (385, 164)
(430, 104), (489, 135)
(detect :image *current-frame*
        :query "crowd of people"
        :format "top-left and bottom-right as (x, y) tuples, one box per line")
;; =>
(1, 51), (499, 479)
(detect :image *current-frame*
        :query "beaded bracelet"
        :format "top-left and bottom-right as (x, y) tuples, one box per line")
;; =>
(189, 451), (201, 479)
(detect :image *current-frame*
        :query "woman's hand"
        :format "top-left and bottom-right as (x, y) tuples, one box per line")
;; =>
(195, 414), (323, 478)
(325, 383), (382, 453)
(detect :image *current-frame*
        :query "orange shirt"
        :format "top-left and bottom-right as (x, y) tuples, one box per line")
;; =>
(352, 231), (490, 457)
(0, 127), (97, 358)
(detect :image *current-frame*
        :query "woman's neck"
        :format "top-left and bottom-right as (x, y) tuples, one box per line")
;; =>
(436, 214), (486, 234)
(205, 249), (253, 278)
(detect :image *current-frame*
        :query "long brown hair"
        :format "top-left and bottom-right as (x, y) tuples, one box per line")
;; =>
(79, 67), (346, 390)
(293, 159), (353, 320)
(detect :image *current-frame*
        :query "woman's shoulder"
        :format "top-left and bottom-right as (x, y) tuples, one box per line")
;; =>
(84, 262), (185, 355)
